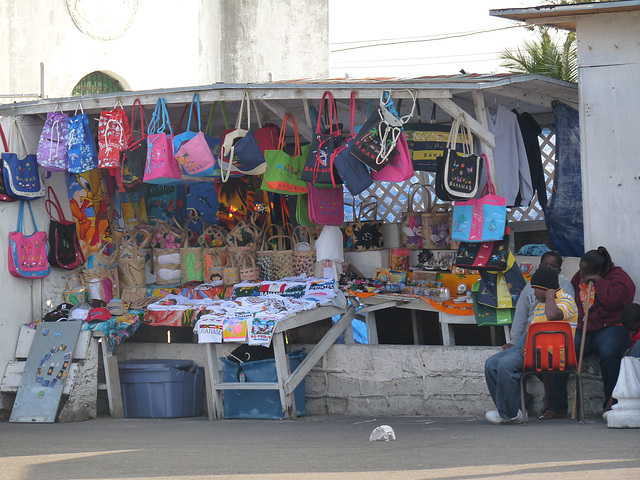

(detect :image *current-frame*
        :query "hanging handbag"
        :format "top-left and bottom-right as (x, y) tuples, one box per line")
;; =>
(407, 103), (473, 172)
(476, 252), (527, 309)
(261, 113), (309, 195)
(308, 183), (344, 226)
(120, 99), (148, 193)
(206, 101), (242, 179)
(349, 198), (384, 252)
(332, 92), (374, 195)
(471, 281), (515, 326)
(174, 93), (217, 177)
(8, 200), (51, 278)
(219, 92), (268, 182)
(351, 90), (415, 172)
(434, 113), (482, 201)
(2, 120), (46, 200)
(97, 101), (131, 170)
(422, 201), (454, 250)
(0, 123), (16, 202)
(300, 91), (343, 186)
(295, 193), (313, 226)
(455, 230), (510, 271)
(370, 131), (413, 182)
(45, 186), (85, 270)
(67, 102), (99, 174)
(144, 98), (182, 184)
(37, 105), (69, 172)
(180, 215), (205, 283)
(451, 154), (507, 243)
(401, 184), (431, 250)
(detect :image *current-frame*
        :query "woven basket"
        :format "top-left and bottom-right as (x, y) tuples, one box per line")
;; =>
(152, 221), (184, 285)
(81, 245), (120, 302)
(120, 286), (148, 305)
(257, 224), (293, 281)
(116, 232), (150, 288)
(422, 201), (454, 250)
(401, 184), (431, 250)
(292, 225), (316, 278)
(349, 198), (384, 252)
(198, 225), (228, 282)
(180, 215), (205, 284)
(63, 273), (90, 305)
(239, 254), (260, 283)
(222, 250), (240, 286)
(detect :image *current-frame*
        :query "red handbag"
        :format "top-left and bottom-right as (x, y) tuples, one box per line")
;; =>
(308, 183), (344, 226)
(98, 102), (131, 171)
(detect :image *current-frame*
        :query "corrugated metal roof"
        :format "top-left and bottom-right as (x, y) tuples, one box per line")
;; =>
(490, 0), (640, 31)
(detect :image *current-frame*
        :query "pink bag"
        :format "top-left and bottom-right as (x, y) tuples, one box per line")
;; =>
(371, 132), (413, 182)
(8, 200), (50, 278)
(308, 183), (344, 226)
(144, 98), (182, 184)
(174, 93), (216, 176)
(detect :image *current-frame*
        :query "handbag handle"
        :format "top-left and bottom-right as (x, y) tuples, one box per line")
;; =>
(293, 225), (316, 252)
(0, 122), (8, 153)
(277, 113), (300, 156)
(481, 154), (496, 195)
(205, 101), (231, 135)
(447, 114), (474, 156)
(355, 197), (379, 222)
(316, 91), (340, 137)
(45, 186), (67, 223)
(9, 119), (31, 155)
(235, 91), (263, 131)
(183, 213), (205, 248)
(407, 184), (433, 214)
(17, 200), (39, 234)
(260, 224), (283, 251)
(67, 273), (85, 290)
(185, 93), (202, 133)
(129, 99), (146, 142)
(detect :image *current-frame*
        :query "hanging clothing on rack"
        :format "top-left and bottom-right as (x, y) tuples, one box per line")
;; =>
(484, 105), (533, 207)
(512, 110), (547, 209)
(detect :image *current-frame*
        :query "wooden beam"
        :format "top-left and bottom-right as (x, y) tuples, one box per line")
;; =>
(258, 99), (313, 142)
(432, 97), (496, 148)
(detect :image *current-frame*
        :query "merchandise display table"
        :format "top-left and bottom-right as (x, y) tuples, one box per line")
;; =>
(204, 303), (354, 420)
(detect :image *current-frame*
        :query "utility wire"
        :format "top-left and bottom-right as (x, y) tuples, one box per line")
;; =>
(332, 51), (502, 65)
(331, 25), (523, 53)
(333, 57), (502, 69)
(331, 27), (511, 45)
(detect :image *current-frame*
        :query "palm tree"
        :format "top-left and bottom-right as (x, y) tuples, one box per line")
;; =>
(500, 27), (577, 83)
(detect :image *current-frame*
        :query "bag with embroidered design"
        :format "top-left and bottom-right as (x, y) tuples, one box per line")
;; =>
(8, 200), (51, 278)
(97, 102), (131, 171)
(45, 186), (85, 270)
(67, 103), (98, 174)
(173, 93), (217, 177)
(37, 106), (69, 172)
(2, 119), (45, 200)
(144, 98), (182, 184)
(119, 99), (148, 192)
(0, 122), (17, 202)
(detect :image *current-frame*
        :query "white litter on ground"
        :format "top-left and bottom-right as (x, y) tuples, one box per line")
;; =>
(370, 425), (396, 441)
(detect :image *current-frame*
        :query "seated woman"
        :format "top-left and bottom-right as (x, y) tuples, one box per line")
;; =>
(484, 266), (578, 424)
(544, 246), (636, 419)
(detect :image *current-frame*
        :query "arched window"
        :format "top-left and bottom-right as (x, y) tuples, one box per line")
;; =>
(71, 72), (125, 96)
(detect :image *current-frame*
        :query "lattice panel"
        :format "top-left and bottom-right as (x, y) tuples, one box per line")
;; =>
(347, 129), (557, 226)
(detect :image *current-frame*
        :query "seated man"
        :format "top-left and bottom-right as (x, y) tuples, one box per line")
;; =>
(484, 266), (578, 424)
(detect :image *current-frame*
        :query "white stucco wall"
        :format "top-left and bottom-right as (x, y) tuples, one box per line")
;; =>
(576, 11), (640, 296)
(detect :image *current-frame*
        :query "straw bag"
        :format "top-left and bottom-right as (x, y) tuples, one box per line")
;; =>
(292, 225), (317, 278)
(120, 287), (148, 305)
(349, 198), (384, 252)
(81, 245), (120, 302)
(239, 254), (260, 283)
(180, 216), (205, 283)
(422, 201), (454, 250)
(226, 216), (262, 269)
(199, 225), (228, 282)
(117, 231), (150, 288)
(401, 184), (432, 250)
(152, 221), (184, 285)
(222, 250), (240, 286)
(256, 225), (294, 281)
(64, 273), (89, 305)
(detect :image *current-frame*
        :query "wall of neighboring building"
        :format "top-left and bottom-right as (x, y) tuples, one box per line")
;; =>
(577, 11), (640, 293)
(0, 0), (328, 101)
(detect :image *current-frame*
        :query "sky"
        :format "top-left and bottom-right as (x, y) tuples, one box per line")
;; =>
(329, 0), (548, 79)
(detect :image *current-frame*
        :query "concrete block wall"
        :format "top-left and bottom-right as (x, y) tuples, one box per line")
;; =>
(301, 344), (607, 418)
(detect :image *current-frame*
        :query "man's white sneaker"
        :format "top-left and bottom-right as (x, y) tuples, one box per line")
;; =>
(485, 409), (525, 425)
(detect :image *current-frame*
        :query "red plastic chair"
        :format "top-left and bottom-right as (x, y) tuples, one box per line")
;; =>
(520, 321), (584, 423)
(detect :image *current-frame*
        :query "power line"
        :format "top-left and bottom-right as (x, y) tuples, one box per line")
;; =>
(331, 25), (523, 53)
(332, 56), (503, 70)
(331, 27), (511, 45)
(331, 51), (502, 65)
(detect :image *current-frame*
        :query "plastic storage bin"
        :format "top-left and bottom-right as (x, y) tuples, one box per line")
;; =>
(119, 359), (204, 418)
(220, 350), (307, 419)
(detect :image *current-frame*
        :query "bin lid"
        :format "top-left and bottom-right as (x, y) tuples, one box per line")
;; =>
(118, 359), (196, 371)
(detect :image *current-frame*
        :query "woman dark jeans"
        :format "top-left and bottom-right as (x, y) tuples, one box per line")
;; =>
(544, 247), (635, 419)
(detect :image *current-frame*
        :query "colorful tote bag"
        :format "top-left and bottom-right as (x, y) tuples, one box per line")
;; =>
(97, 102), (131, 170)
(219, 92), (267, 182)
(2, 120), (45, 200)
(300, 91), (343, 186)
(174, 93), (217, 177)
(261, 113), (308, 195)
(471, 281), (514, 326)
(144, 98), (182, 184)
(37, 106), (69, 172)
(67, 103), (98, 174)
(308, 183), (344, 226)
(422, 203), (453, 250)
(476, 252), (526, 310)
(455, 232), (510, 271)
(332, 92), (374, 195)
(119, 99), (148, 193)
(0, 122), (16, 202)
(295, 194), (313, 226)
(371, 132), (413, 182)
(451, 155), (506, 243)
(434, 114), (481, 201)
(8, 200), (51, 278)
(349, 198), (384, 252)
(401, 184), (431, 250)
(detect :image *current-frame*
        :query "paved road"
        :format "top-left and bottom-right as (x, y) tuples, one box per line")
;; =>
(1, 415), (638, 480)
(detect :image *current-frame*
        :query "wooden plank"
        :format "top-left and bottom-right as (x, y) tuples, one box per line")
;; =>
(365, 312), (378, 345)
(205, 343), (224, 420)
(257, 99), (313, 142)
(213, 382), (279, 390)
(284, 306), (356, 397)
(14, 326), (36, 359)
(1, 362), (80, 395)
(272, 331), (295, 418)
(433, 97), (496, 148)
(273, 306), (346, 333)
(91, 332), (123, 418)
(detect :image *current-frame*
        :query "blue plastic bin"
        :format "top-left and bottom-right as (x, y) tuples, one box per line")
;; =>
(119, 359), (204, 418)
(220, 350), (307, 419)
